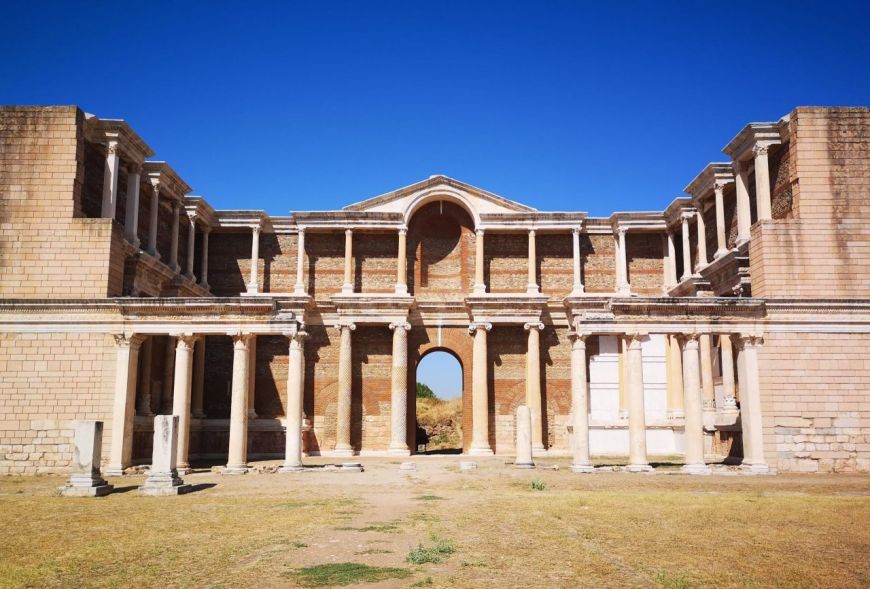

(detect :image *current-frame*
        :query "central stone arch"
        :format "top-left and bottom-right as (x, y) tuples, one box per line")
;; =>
(406, 200), (476, 299)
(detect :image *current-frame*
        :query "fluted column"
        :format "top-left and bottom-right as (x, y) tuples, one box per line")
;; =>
(247, 335), (258, 419)
(281, 329), (308, 472)
(616, 227), (630, 294)
(294, 228), (306, 295)
(185, 214), (197, 279)
(571, 227), (584, 295)
(146, 182), (161, 259)
(172, 334), (197, 473)
(736, 333), (769, 473)
(388, 322), (411, 455)
(395, 228), (408, 295)
(101, 141), (120, 219)
(569, 332), (593, 473)
(713, 181), (728, 258)
(199, 228), (210, 289)
(191, 337), (206, 418)
(680, 334), (711, 474)
(123, 163), (141, 247)
(136, 337), (154, 416)
(342, 229), (353, 294)
(334, 322), (356, 456)
(106, 334), (143, 476)
(527, 230), (539, 294)
(695, 207), (708, 271)
(666, 231), (678, 288)
(625, 333), (652, 472)
(473, 229), (486, 294)
(753, 145), (772, 221)
(226, 333), (253, 474)
(680, 213), (693, 280)
(469, 322), (493, 455)
(246, 225), (261, 294)
(719, 335), (737, 412)
(700, 334), (716, 418)
(734, 160), (751, 245)
(524, 322), (545, 452)
(666, 334), (685, 419)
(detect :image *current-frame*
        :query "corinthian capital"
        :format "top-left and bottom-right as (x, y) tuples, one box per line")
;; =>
(752, 144), (770, 157)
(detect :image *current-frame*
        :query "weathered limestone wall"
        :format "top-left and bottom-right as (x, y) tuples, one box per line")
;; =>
(750, 107), (870, 297)
(0, 106), (125, 298)
(0, 332), (115, 474)
(760, 331), (870, 472)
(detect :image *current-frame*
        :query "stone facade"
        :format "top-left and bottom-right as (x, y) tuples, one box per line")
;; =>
(1, 105), (869, 475)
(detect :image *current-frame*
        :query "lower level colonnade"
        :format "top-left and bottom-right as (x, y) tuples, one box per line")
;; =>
(104, 323), (768, 476)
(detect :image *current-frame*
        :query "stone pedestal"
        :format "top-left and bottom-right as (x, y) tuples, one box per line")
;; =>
(139, 415), (192, 496)
(60, 420), (113, 497)
(514, 404), (535, 469)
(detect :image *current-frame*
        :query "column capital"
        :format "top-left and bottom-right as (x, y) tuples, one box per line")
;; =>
(468, 322), (492, 335)
(680, 211), (694, 223)
(475, 228), (484, 237)
(126, 161), (142, 175)
(106, 140), (119, 155)
(752, 143), (770, 157)
(398, 226), (407, 236)
(622, 331), (646, 348)
(389, 321), (411, 331)
(523, 321), (544, 331)
(112, 333), (145, 350)
(736, 332), (764, 348)
(285, 330), (309, 346)
(345, 228), (353, 237)
(251, 224), (261, 235)
(149, 178), (161, 194)
(616, 225), (627, 237)
(568, 331), (590, 346)
(572, 226), (582, 236)
(528, 228), (536, 237)
(172, 333), (200, 349)
(188, 213), (198, 226)
(333, 322), (356, 332)
(677, 332), (701, 347)
(228, 332), (255, 348)
(713, 180), (728, 194)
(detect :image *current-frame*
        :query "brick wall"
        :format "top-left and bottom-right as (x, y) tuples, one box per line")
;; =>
(583, 234), (617, 293)
(760, 331), (870, 472)
(627, 233), (664, 294)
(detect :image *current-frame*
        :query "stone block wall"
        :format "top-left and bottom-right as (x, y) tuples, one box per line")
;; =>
(627, 233), (665, 295)
(583, 234), (617, 293)
(760, 331), (870, 472)
(750, 107), (870, 297)
(0, 332), (116, 474)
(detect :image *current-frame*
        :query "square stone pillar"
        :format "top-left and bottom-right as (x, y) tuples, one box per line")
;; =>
(139, 415), (192, 496)
(60, 421), (113, 497)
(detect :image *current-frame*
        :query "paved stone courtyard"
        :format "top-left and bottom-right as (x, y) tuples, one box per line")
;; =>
(1, 457), (868, 588)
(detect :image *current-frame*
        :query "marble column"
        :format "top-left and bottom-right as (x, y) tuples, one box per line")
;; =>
(695, 207), (708, 271)
(106, 334), (143, 476)
(199, 228), (210, 289)
(734, 160), (752, 245)
(713, 182), (729, 258)
(700, 334), (716, 418)
(169, 202), (181, 272)
(524, 322), (545, 452)
(247, 336), (258, 419)
(388, 322), (411, 455)
(395, 227), (408, 295)
(719, 335), (738, 411)
(569, 332), (593, 473)
(226, 333), (253, 474)
(514, 405), (534, 469)
(334, 323), (356, 456)
(666, 231), (678, 288)
(146, 182), (161, 259)
(123, 163), (141, 247)
(281, 329), (308, 472)
(172, 334), (197, 474)
(625, 333), (652, 472)
(736, 333), (769, 473)
(680, 213), (692, 281)
(136, 337), (154, 417)
(342, 229), (353, 294)
(527, 230), (539, 294)
(680, 334), (711, 474)
(161, 336), (175, 414)
(191, 338), (206, 418)
(753, 145), (772, 221)
(571, 227), (584, 295)
(666, 334), (685, 419)
(473, 229), (486, 294)
(469, 322), (493, 455)
(185, 214), (197, 279)
(246, 225), (261, 294)
(294, 228), (306, 295)
(101, 141), (120, 219)
(617, 227), (630, 294)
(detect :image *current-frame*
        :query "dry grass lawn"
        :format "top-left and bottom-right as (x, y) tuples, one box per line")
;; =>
(0, 457), (868, 588)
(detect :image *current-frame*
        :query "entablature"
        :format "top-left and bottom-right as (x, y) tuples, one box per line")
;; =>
(142, 161), (191, 201)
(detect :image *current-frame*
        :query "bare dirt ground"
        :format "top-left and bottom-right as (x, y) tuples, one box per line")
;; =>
(1, 456), (868, 588)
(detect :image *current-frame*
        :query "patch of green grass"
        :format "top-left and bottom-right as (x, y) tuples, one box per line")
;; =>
(416, 494), (446, 501)
(410, 577), (434, 587)
(287, 563), (411, 587)
(655, 571), (691, 589)
(529, 478), (546, 491)
(406, 539), (456, 565)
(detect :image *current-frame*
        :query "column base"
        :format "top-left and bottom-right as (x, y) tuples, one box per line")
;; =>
(468, 447), (494, 456)
(571, 464), (595, 473)
(176, 465), (192, 476)
(681, 463), (712, 475)
(60, 483), (114, 497)
(146, 248), (161, 261)
(387, 446), (411, 456)
(244, 285), (259, 295)
(531, 444), (546, 454)
(139, 484), (192, 496)
(103, 465), (126, 477)
(293, 284), (306, 295)
(514, 461), (535, 469)
(223, 465), (249, 475)
(526, 284), (539, 295)
(333, 446), (356, 457)
(714, 248), (729, 259)
(740, 463), (770, 475)
(569, 286), (585, 297)
(341, 283), (354, 294)
(199, 282), (211, 291)
(280, 464), (305, 473)
(625, 463), (654, 473)
(473, 284), (486, 295)
(394, 284), (408, 296)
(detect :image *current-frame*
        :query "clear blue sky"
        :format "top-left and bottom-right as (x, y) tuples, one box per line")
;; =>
(417, 351), (462, 400)
(3, 1), (868, 218)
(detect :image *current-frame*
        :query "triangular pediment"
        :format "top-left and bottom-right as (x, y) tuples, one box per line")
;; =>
(343, 175), (537, 216)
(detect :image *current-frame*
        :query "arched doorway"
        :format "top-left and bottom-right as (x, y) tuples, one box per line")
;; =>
(414, 349), (463, 454)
